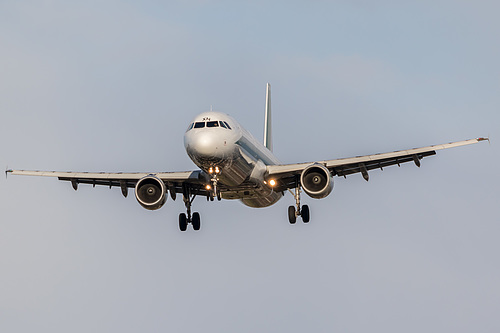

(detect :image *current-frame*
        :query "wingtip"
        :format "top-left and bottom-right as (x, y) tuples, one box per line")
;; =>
(477, 137), (490, 144)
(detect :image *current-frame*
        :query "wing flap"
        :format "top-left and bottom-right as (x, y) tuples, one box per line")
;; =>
(7, 169), (209, 193)
(8, 170), (152, 179)
(326, 138), (485, 169)
(333, 151), (436, 177)
(267, 138), (487, 186)
(7, 170), (202, 180)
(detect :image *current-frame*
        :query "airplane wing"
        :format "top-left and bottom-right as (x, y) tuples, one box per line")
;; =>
(266, 138), (488, 191)
(5, 169), (211, 199)
(7, 138), (488, 198)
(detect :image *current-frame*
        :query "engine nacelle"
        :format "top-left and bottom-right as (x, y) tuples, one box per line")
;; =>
(135, 175), (167, 210)
(300, 163), (333, 199)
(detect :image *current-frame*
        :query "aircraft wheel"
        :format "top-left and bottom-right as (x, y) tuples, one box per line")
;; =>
(192, 212), (201, 231)
(301, 205), (310, 223)
(179, 213), (188, 231)
(217, 191), (221, 201)
(288, 206), (296, 224)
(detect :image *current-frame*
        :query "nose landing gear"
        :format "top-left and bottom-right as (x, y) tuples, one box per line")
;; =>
(179, 185), (201, 231)
(208, 166), (222, 201)
(211, 176), (222, 201)
(288, 183), (310, 224)
(204, 176), (222, 202)
(179, 167), (222, 232)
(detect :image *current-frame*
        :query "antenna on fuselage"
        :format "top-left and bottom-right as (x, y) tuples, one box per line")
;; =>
(264, 83), (272, 152)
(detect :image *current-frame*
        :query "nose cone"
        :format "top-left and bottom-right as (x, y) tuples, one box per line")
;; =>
(185, 130), (227, 165)
(195, 131), (219, 156)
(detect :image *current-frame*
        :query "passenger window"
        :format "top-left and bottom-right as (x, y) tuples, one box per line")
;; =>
(194, 122), (205, 128)
(207, 121), (219, 128)
(219, 121), (227, 129)
(223, 121), (231, 130)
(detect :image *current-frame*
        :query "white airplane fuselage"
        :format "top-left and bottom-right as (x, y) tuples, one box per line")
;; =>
(184, 111), (282, 208)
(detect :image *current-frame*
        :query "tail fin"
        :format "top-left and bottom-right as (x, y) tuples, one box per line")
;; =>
(264, 83), (272, 151)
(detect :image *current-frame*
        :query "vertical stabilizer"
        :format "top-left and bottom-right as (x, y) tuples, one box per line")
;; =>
(264, 83), (272, 151)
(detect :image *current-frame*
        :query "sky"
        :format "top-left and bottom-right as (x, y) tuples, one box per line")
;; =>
(1, 1), (499, 332)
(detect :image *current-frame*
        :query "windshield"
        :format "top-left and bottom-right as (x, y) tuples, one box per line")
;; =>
(187, 120), (231, 131)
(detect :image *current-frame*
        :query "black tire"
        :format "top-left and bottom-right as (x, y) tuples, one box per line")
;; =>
(179, 213), (187, 231)
(301, 205), (310, 223)
(288, 206), (296, 224)
(192, 212), (201, 231)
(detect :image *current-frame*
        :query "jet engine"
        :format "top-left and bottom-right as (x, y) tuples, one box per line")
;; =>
(135, 175), (167, 210)
(300, 163), (333, 199)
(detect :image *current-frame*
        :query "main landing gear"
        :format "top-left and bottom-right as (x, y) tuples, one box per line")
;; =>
(179, 185), (201, 231)
(288, 183), (310, 224)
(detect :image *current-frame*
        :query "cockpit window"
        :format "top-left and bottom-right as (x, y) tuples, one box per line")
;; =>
(190, 120), (230, 130)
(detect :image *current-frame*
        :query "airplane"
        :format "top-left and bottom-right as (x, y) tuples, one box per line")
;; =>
(6, 84), (488, 231)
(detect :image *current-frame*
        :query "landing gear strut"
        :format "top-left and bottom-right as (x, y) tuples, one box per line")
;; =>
(179, 167), (222, 231)
(179, 185), (201, 231)
(288, 182), (310, 224)
(211, 172), (222, 201)
(206, 167), (222, 202)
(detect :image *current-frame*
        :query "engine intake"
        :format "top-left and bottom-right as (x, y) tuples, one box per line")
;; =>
(135, 175), (167, 210)
(300, 164), (333, 199)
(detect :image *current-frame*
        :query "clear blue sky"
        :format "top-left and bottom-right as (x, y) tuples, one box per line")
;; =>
(1, 1), (499, 332)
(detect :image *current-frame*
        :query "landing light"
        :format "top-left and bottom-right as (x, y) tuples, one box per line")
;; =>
(208, 166), (220, 174)
(205, 184), (211, 190)
(269, 179), (277, 187)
